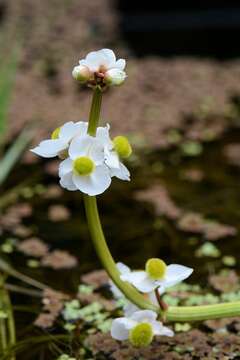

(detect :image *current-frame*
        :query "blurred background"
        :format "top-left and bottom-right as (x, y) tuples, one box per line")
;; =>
(1, 0), (240, 301)
(1, 1), (240, 357)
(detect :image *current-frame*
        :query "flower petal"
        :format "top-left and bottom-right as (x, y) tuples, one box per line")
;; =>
(59, 158), (73, 177)
(31, 139), (67, 158)
(115, 59), (126, 70)
(60, 172), (77, 191)
(59, 121), (82, 142)
(75, 121), (88, 135)
(132, 277), (158, 293)
(96, 124), (111, 144)
(89, 140), (105, 165)
(105, 149), (120, 169)
(72, 165), (111, 196)
(164, 264), (193, 288)
(120, 270), (146, 283)
(111, 318), (135, 341)
(130, 310), (157, 323)
(117, 262), (131, 275)
(123, 303), (140, 317)
(151, 321), (174, 337)
(84, 51), (102, 72)
(110, 163), (130, 181)
(109, 281), (123, 299)
(68, 135), (93, 159)
(100, 48), (116, 68)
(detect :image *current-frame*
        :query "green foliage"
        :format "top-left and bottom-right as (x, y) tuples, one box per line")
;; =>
(0, 126), (34, 186)
(181, 141), (203, 157)
(0, 47), (19, 140)
(195, 242), (221, 258)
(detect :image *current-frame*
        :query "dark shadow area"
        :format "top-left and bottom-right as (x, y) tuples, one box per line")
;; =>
(117, 1), (240, 58)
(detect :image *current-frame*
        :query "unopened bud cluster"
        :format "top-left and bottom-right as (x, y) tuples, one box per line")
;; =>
(72, 49), (126, 88)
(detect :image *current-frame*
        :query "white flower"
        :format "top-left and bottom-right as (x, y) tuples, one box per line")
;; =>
(73, 49), (126, 87)
(96, 125), (131, 181)
(111, 310), (173, 347)
(119, 259), (193, 294)
(59, 134), (111, 196)
(31, 121), (88, 158)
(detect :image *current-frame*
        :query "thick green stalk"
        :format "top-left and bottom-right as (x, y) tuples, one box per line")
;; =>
(87, 86), (102, 136)
(83, 86), (240, 322)
(167, 302), (240, 322)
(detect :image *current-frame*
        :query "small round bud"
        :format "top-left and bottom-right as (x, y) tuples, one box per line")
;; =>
(73, 156), (95, 176)
(129, 323), (153, 347)
(72, 65), (92, 83)
(51, 127), (61, 140)
(105, 68), (126, 86)
(113, 136), (132, 158)
(145, 258), (167, 280)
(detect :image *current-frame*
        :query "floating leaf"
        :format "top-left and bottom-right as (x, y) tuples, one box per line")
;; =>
(181, 141), (203, 157)
(195, 242), (221, 258)
(222, 256), (236, 267)
(78, 284), (94, 295)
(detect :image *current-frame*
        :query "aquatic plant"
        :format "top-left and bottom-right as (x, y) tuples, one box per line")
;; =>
(30, 48), (240, 351)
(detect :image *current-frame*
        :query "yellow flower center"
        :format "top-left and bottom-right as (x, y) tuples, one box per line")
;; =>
(145, 258), (167, 280)
(113, 136), (132, 158)
(73, 156), (95, 176)
(129, 323), (153, 347)
(51, 127), (61, 140)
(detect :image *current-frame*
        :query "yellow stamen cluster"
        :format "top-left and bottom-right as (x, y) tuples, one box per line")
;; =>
(145, 258), (167, 280)
(129, 323), (153, 347)
(51, 127), (61, 140)
(113, 136), (132, 158)
(73, 156), (95, 176)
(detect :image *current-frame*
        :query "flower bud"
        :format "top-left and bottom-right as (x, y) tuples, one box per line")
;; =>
(105, 68), (126, 86)
(72, 65), (92, 83)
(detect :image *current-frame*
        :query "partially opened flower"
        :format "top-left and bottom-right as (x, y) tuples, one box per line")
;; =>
(72, 49), (126, 87)
(96, 125), (131, 181)
(59, 135), (111, 196)
(111, 310), (173, 347)
(31, 121), (88, 158)
(120, 258), (193, 293)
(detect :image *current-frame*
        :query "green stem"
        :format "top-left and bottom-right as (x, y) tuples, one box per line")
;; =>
(0, 258), (46, 290)
(0, 318), (7, 354)
(3, 289), (16, 360)
(167, 302), (240, 322)
(84, 196), (157, 311)
(83, 86), (240, 322)
(87, 86), (102, 136)
(0, 287), (7, 354)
